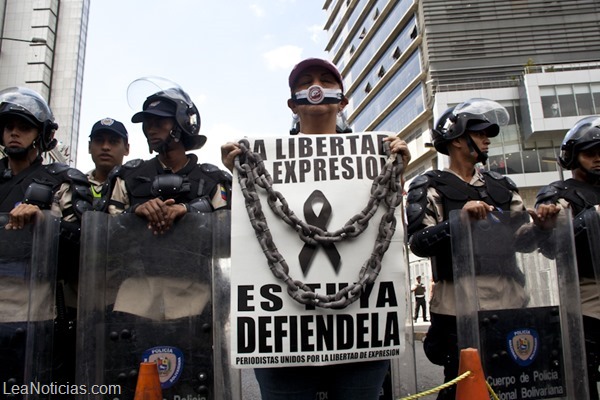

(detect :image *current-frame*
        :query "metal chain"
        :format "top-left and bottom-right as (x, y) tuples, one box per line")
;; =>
(234, 137), (405, 309)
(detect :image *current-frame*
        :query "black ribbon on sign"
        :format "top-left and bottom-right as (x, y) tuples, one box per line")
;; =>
(298, 190), (341, 276)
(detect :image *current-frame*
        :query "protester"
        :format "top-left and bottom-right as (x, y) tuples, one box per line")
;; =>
(222, 57), (411, 400)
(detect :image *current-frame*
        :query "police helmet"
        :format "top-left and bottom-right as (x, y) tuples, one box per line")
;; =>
(558, 115), (600, 170)
(128, 77), (205, 151)
(431, 98), (509, 155)
(0, 87), (58, 151)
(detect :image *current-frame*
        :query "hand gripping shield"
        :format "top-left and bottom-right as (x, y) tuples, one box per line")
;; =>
(76, 211), (239, 400)
(449, 209), (589, 400)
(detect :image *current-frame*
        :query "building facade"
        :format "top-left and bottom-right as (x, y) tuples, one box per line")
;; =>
(0, 0), (89, 164)
(323, 0), (600, 278)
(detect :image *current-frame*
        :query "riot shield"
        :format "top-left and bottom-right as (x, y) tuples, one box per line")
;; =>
(0, 211), (60, 393)
(584, 209), (600, 312)
(77, 211), (240, 400)
(583, 209), (600, 399)
(450, 209), (589, 400)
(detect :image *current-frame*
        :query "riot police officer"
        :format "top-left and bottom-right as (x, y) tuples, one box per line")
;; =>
(0, 86), (92, 385)
(91, 82), (231, 398)
(102, 85), (231, 232)
(406, 99), (529, 400)
(533, 116), (600, 400)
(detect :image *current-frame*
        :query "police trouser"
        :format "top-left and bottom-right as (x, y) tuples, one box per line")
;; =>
(414, 296), (427, 320)
(105, 310), (214, 400)
(423, 313), (458, 400)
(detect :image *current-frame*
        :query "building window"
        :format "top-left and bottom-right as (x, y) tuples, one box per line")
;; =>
(557, 86), (577, 117)
(505, 152), (524, 174)
(488, 155), (508, 174)
(541, 83), (600, 118)
(405, 128), (423, 144)
(593, 83), (600, 113)
(365, 82), (372, 93)
(410, 26), (418, 39)
(405, 165), (426, 181)
(378, 66), (386, 78)
(575, 84), (594, 115)
(392, 47), (402, 60)
(373, 8), (380, 20)
(485, 100), (561, 175)
(359, 28), (367, 39)
(541, 86), (559, 118)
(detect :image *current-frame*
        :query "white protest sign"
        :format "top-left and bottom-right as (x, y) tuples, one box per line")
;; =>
(230, 132), (408, 368)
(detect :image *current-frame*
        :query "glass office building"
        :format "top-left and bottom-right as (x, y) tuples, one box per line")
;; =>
(323, 0), (600, 276)
(0, 0), (89, 164)
(323, 0), (600, 203)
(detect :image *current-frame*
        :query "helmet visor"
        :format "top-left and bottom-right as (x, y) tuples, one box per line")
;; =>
(127, 77), (193, 111)
(0, 87), (53, 124)
(453, 98), (510, 128)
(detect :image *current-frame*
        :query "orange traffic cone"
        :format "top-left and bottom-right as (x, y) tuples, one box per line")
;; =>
(133, 362), (163, 400)
(455, 348), (489, 400)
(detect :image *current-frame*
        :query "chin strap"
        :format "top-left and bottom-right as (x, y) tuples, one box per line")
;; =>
(292, 85), (343, 105)
(465, 135), (488, 164)
(148, 129), (182, 154)
(4, 138), (40, 160)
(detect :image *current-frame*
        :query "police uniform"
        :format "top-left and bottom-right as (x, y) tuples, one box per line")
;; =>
(412, 280), (427, 321)
(0, 156), (92, 386)
(97, 153), (231, 399)
(406, 168), (528, 399)
(102, 152), (230, 315)
(86, 169), (105, 207)
(103, 153), (230, 215)
(536, 179), (600, 399)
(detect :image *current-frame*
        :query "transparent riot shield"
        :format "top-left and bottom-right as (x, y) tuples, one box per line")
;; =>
(77, 211), (240, 400)
(392, 278), (418, 400)
(0, 211), (60, 392)
(583, 209), (600, 399)
(584, 209), (600, 312)
(450, 209), (589, 400)
(210, 210), (242, 399)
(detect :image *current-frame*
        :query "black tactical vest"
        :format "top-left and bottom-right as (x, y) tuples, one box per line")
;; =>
(538, 178), (600, 279)
(117, 154), (230, 211)
(421, 170), (523, 283)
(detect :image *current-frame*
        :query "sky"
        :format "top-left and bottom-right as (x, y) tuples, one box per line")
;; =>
(75, 0), (329, 173)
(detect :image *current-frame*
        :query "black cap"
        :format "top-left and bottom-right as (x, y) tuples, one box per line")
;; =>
(288, 58), (344, 93)
(131, 98), (177, 123)
(90, 118), (128, 141)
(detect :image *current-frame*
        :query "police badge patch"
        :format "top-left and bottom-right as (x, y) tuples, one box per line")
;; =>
(101, 117), (115, 126)
(507, 329), (539, 366)
(142, 346), (185, 389)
